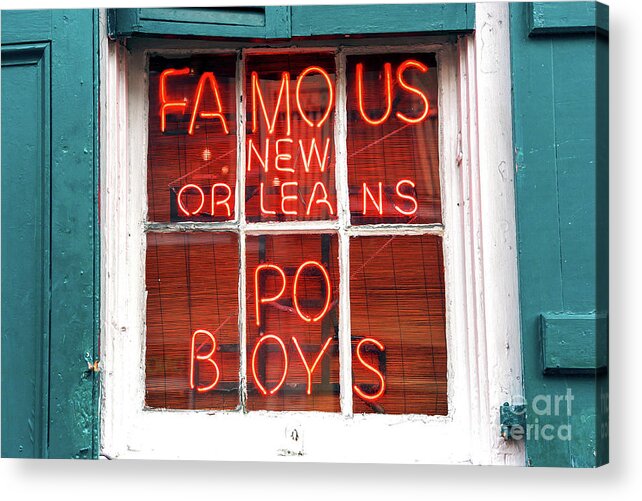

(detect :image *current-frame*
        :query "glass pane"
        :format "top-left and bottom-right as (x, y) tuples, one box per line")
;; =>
(350, 235), (447, 414)
(146, 232), (239, 410)
(245, 53), (337, 222)
(346, 53), (441, 225)
(246, 234), (340, 411)
(148, 54), (237, 222)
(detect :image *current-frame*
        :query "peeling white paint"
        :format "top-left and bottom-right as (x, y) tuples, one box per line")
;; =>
(474, 3), (525, 466)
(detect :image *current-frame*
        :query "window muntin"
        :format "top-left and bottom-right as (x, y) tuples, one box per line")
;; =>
(145, 49), (445, 416)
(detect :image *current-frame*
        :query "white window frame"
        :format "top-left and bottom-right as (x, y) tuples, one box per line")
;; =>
(99, 3), (524, 464)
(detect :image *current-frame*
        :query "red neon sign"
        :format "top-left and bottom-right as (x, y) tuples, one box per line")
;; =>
(353, 337), (386, 401)
(177, 184), (205, 216)
(159, 68), (189, 132)
(299, 138), (331, 173)
(256, 180), (335, 217)
(292, 337), (333, 395)
(190, 329), (220, 392)
(275, 138), (294, 173)
(356, 62), (393, 126)
(254, 264), (287, 327)
(295, 66), (334, 128)
(175, 179), (415, 219)
(252, 71), (291, 136)
(305, 182), (334, 216)
(188, 329), (388, 399)
(259, 182), (277, 215)
(251, 334), (289, 396)
(393, 179), (418, 216)
(247, 138), (269, 172)
(247, 138), (332, 175)
(255, 261), (332, 325)
(354, 59), (431, 126)
(186, 258), (394, 400)
(359, 180), (419, 217)
(293, 261), (332, 323)
(280, 181), (299, 215)
(188, 72), (229, 135)
(160, 60), (429, 133)
(395, 60), (430, 124)
(362, 182), (383, 216)
(212, 183), (232, 217)
(175, 183), (233, 218)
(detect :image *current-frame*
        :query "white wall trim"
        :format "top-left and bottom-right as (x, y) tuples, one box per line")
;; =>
(471, 2), (525, 465)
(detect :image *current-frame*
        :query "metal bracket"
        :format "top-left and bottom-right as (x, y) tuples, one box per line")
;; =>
(106, 9), (119, 41)
(500, 402), (526, 440)
(84, 352), (100, 374)
(87, 360), (100, 373)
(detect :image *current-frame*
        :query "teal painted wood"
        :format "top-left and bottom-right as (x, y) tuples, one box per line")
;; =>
(139, 7), (266, 27)
(595, 12), (609, 332)
(290, 3), (474, 36)
(553, 43), (597, 314)
(510, 2), (608, 467)
(110, 4), (474, 40)
(109, 8), (140, 37)
(0, 10), (52, 44)
(1, 42), (51, 458)
(47, 9), (101, 459)
(112, 7), (272, 39)
(541, 314), (608, 371)
(265, 6), (291, 39)
(594, 10), (609, 469)
(1, 9), (100, 459)
(529, 2), (608, 36)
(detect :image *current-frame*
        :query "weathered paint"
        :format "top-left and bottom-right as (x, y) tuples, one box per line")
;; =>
(1, 41), (52, 459)
(1, 9), (53, 43)
(265, 7), (292, 39)
(529, 1), (609, 35)
(541, 313), (608, 372)
(110, 4), (475, 40)
(290, 3), (475, 36)
(139, 7), (266, 27)
(111, 7), (281, 39)
(510, 1), (608, 467)
(472, 2), (524, 465)
(1, 9), (101, 459)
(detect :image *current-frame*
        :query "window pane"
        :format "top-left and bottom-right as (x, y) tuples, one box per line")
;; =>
(346, 53), (441, 225)
(148, 55), (237, 222)
(246, 234), (340, 411)
(350, 235), (447, 414)
(245, 53), (337, 222)
(146, 232), (239, 410)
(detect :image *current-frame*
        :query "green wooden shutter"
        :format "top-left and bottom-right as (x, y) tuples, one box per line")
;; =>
(109, 4), (475, 40)
(290, 3), (475, 36)
(109, 6), (291, 39)
(1, 9), (100, 459)
(510, 1), (608, 467)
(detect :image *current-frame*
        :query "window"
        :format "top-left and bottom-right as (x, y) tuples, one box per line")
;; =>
(101, 14), (524, 463)
(144, 49), (446, 416)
